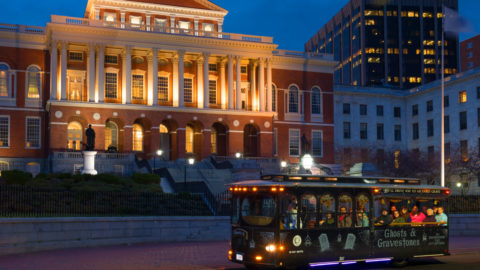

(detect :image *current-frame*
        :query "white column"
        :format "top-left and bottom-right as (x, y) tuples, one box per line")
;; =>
(96, 44), (105, 103)
(235, 56), (242, 110)
(203, 53), (210, 109)
(194, 19), (199, 36)
(152, 48), (158, 106)
(60, 41), (67, 101)
(172, 55), (179, 107)
(146, 15), (151, 31)
(266, 58), (273, 112)
(124, 46), (132, 104)
(197, 56), (204, 109)
(170, 17), (176, 33)
(95, 9), (100, 20)
(121, 12), (125, 29)
(220, 58), (226, 109)
(250, 60), (257, 111)
(218, 22), (223, 38)
(178, 50), (185, 108)
(87, 43), (96, 103)
(227, 55), (234, 110)
(49, 41), (58, 100)
(147, 49), (157, 106)
(258, 58), (265, 112)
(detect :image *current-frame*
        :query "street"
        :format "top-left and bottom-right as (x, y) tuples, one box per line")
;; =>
(0, 237), (479, 270)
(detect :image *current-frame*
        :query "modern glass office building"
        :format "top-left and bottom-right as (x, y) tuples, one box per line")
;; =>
(305, 0), (458, 89)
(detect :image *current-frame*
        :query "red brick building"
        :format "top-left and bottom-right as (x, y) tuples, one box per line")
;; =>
(460, 35), (480, 72)
(0, 0), (335, 175)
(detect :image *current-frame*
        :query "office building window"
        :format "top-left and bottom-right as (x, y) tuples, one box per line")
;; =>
(132, 74), (144, 100)
(413, 123), (419, 140)
(288, 86), (299, 113)
(360, 123), (368, 140)
(360, 104), (367, 115)
(394, 125), (401, 141)
(445, 115), (450, 133)
(26, 117), (40, 149)
(158, 76), (169, 102)
(343, 103), (351, 114)
(427, 119), (434, 137)
(376, 105), (383, 116)
(105, 73), (118, 99)
(311, 87), (322, 114)
(428, 146), (435, 161)
(412, 104), (418, 116)
(444, 95), (449, 107)
(459, 91), (467, 104)
(208, 80), (217, 104)
(184, 78), (193, 103)
(312, 130), (323, 157)
(394, 107), (401, 118)
(427, 100), (433, 112)
(343, 122), (351, 139)
(289, 129), (300, 156)
(377, 123), (384, 140)
(460, 111), (467, 130)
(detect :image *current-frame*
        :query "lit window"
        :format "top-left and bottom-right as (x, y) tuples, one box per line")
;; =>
(105, 121), (118, 151)
(186, 125), (194, 153)
(394, 150), (400, 169)
(459, 91), (467, 103)
(158, 76), (169, 102)
(208, 80), (217, 104)
(311, 87), (321, 115)
(155, 18), (167, 32)
(423, 12), (433, 18)
(184, 78), (193, 103)
(365, 19), (375, 25)
(288, 85), (299, 113)
(203, 23), (214, 32)
(105, 72), (118, 99)
(241, 66), (247, 74)
(67, 72), (84, 101)
(67, 121), (82, 151)
(132, 74), (144, 100)
(130, 16), (142, 26)
(0, 64), (9, 97)
(104, 12), (116, 22)
(179, 21), (190, 30)
(289, 129), (300, 156)
(312, 130), (323, 157)
(211, 127), (217, 154)
(132, 124), (143, 152)
(26, 117), (40, 149)
(26, 66), (41, 99)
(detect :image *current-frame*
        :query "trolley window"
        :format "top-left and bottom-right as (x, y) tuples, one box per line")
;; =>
(300, 193), (317, 229)
(338, 194), (353, 228)
(280, 193), (298, 229)
(355, 194), (370, 228)
(318, 193), (336, 228)
(241, 194), (275, 226)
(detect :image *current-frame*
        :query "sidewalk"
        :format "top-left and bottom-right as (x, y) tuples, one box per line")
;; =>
(0, 237), (479, 270)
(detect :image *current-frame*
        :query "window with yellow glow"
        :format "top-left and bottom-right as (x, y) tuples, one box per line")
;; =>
(132, 124), (143, 152)
(0, 63), (10, 97)
(104, 12), (116, 22)
(459, 91), (467, 104)
(132, 74), (144, 100)
(26, 66), (41, 99)
(130, 16), (142, 26)
(394, 150), (401, 169)
(159, 124), (168, 134)
(211, 127), (217, 154)
(67, 121), (82, 151)
(185, 125), (194, 153)
(105, 121), (118, 150)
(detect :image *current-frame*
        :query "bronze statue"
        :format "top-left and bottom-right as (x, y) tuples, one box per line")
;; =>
(85, 124), (96, 151)
(301, 133), (310, 155)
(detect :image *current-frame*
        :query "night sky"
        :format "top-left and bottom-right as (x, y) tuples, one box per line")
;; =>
(1, 0), (478, 51)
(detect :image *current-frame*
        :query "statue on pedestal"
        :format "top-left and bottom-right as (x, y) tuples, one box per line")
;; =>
(85, 124), (95, 151)
(301, 133), (310, 155)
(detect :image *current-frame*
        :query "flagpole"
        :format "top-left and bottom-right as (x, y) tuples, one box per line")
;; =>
(441, 5), (445, 187)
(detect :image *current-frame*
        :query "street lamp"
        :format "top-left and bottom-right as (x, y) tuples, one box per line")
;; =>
(235, 152), (242, 159)
(301, 154), (313, 174)
(184, 158), (195, 192)
(280, 161), (287, 173)
(154, 149), (163, 172)
(456, 182), (462, 188)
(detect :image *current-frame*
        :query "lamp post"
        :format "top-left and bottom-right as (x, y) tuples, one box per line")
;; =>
(235, 152), (242, 159)
(301, 154), (313, 174)
(154, 149), (163, 172)
(184, 157), (195, 192)
(281, 161), (287, 173)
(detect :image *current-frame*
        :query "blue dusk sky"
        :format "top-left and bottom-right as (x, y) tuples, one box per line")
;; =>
(1, 0), (479, 51)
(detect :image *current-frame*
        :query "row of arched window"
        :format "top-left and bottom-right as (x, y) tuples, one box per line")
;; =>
(287, 85), (323, 115)
(0, 63), (42, 100)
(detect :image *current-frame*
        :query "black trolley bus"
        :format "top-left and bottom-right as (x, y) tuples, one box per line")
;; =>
(228, 175), (450, 269)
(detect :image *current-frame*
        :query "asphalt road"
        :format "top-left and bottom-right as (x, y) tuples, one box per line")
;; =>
(0, 239), (479, 270)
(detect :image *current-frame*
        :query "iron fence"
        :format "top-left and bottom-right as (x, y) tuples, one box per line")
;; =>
(444, 196), (480, 214)
(0, 185), (231, 217)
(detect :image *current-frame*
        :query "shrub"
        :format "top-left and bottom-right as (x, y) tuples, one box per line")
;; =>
(94, 174), (121, 185)
(131, 173), (161, 185)
(2, 170), (32, 185)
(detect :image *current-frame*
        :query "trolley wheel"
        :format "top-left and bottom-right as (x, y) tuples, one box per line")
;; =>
(391, 258), (409, 268)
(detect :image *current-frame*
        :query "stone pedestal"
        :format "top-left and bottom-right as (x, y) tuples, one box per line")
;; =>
(81, 151), (98, 175)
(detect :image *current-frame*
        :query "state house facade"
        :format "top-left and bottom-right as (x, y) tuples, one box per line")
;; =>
(0, 0), (335, 174)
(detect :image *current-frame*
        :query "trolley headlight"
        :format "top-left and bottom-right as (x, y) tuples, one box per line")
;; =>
(265, 244), (276, 252)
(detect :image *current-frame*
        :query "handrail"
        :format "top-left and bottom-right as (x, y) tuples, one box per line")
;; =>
(50, 15), (273, 44)
(0, 23), (45, 34)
